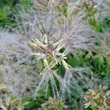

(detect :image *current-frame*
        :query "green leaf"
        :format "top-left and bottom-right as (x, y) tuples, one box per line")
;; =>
(90, 106), (98, 110)
(56, 6), (63, 13)
(37, 60), (44, 72)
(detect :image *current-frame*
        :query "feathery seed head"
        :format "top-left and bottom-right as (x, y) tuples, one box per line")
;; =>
(29, 34), (70, 71)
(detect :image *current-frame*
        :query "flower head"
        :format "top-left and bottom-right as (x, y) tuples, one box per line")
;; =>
(29, 34), (71, 71)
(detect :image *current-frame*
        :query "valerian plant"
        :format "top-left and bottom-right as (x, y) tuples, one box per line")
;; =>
(1, 0), (97, 96)
(0, 0), (104, 109)
(84, 86), (110, 110)
(41, 97), (66, 110)
(28, 34), (71, 97)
